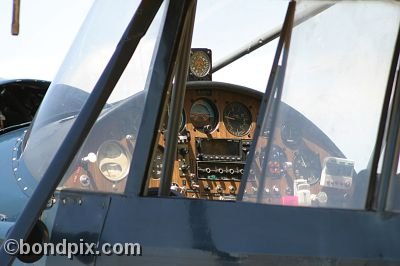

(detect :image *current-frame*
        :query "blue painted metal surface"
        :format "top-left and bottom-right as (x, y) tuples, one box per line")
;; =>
(0, 128), (29, 220)
(43, 190), (400, 265)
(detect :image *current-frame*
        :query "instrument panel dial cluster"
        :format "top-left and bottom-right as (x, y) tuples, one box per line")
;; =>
(155, 87), (260, 199)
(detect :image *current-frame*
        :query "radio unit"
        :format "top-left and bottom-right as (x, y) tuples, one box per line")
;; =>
(195, 138), (251, 161)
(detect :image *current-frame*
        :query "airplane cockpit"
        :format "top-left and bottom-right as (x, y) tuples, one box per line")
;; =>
(2, 0), (400, 264)
(20, 69), (357, 207)
(16, 0), (394, 208)
(15, 0), (399, 209)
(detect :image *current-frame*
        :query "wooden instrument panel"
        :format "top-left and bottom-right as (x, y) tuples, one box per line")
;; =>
(147, 83), (261, 199)
(62, 81), (354, 207)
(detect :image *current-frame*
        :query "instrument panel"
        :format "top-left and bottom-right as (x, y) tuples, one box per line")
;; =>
(148, 82), (354, 207)
(63, 81), (356, 207)
(148, 82), (260, 200)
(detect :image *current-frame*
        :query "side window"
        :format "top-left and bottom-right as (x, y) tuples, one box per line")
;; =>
(24, 0), (167, 194)
(243, 1), (400, 209)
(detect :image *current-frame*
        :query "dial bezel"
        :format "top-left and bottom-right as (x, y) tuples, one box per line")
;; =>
(189, 98), (219, 133)
(292, 149), (321, 185)
(189, 50), (211, 78)
(96, 140), (130, 182)
(223, 102), (252, 137)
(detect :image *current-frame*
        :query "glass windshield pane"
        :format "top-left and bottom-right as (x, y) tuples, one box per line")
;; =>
(243, 1), (400, 209)
(192, 0), (288, 91)
(387, 113), (400, 211)
(20, 0), (165, 193)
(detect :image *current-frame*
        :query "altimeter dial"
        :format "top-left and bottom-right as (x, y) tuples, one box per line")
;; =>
(223, 102), (252, 137)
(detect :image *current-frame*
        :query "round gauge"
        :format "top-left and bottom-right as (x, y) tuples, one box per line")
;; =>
(163, 109), (186, 133)
(293, 149), (321, 185)
(223, 102), (252, 137)
(150, 145), (164, 180)
(189, 99), (218, 133)
(281, 122), (302, 148)
(97, 140), (130, 182)
(267, 145), (288, 179)
(189, 50), (211, 78)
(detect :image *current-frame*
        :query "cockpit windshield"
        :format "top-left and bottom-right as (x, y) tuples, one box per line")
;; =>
(20, 0), (165, 188)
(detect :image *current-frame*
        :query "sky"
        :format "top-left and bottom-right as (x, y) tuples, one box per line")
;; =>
(0, 0), (94, 81)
